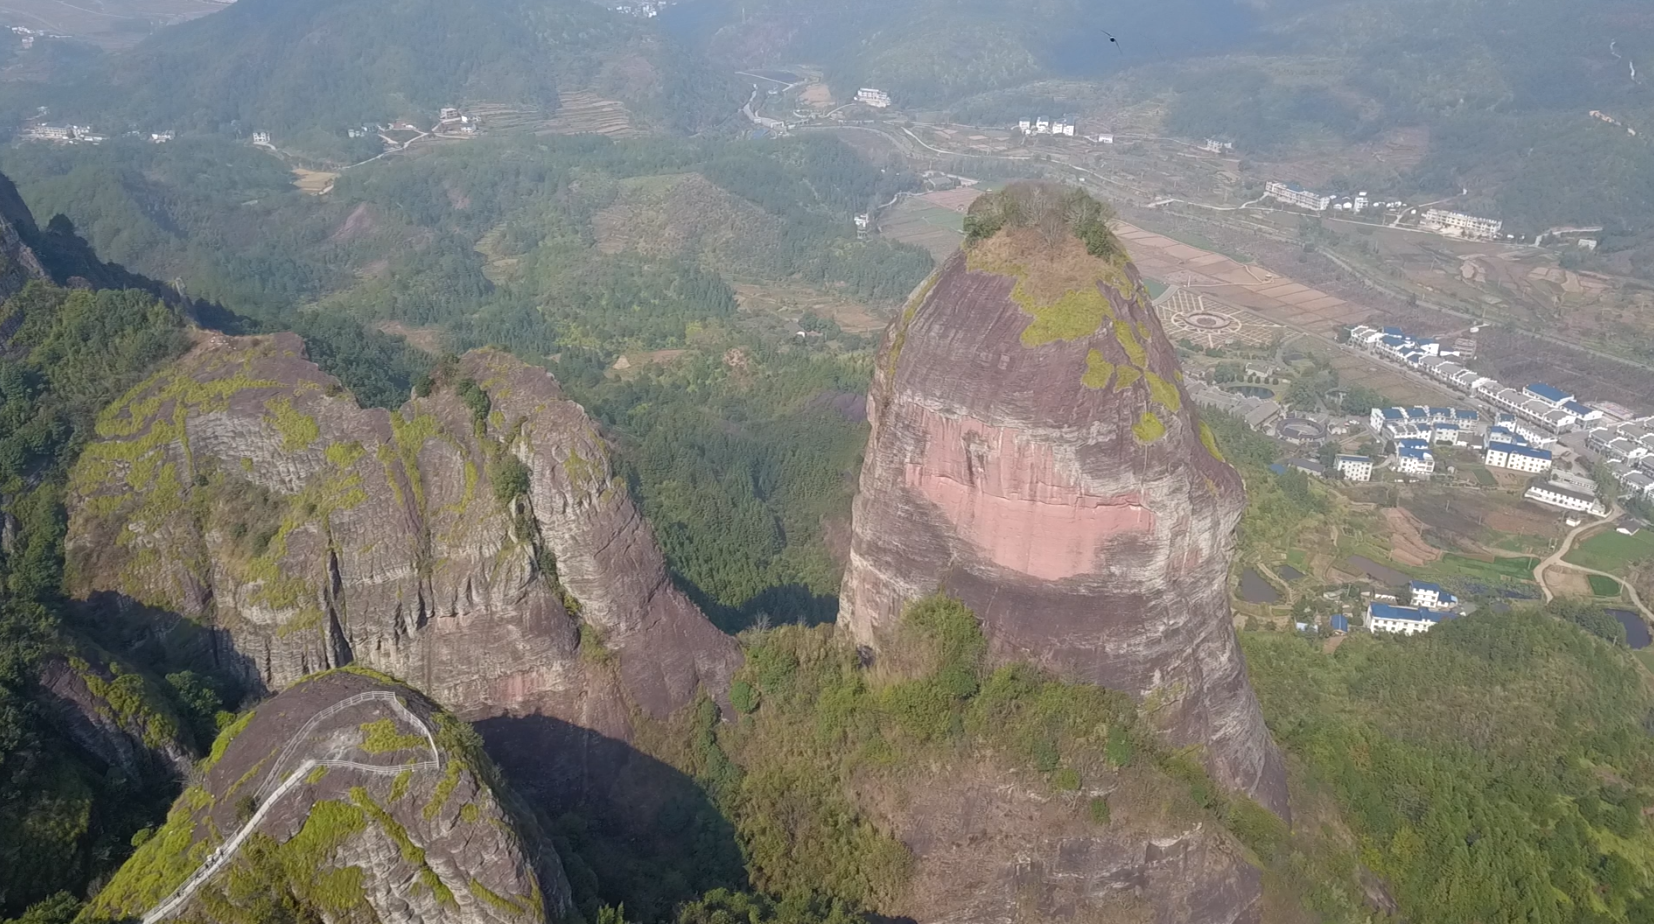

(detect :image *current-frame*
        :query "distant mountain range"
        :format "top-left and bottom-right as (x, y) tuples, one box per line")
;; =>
(16, 0), (742, 150)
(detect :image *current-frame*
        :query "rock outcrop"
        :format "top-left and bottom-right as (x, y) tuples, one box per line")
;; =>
(35, 649), (196, 783)
(0, 172), (49, 305)
(65, 333), (740, 737)
(84, 669), (573, 924)
(839, 184), (1288, 818)
(891, 762), (1263, 924)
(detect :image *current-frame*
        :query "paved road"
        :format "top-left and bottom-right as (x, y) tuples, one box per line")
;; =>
(143, 693), (441, 924)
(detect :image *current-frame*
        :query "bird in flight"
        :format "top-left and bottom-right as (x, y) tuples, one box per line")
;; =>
(1103, 30), (1121, 52)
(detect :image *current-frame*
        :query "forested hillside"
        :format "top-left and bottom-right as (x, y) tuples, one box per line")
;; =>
(1245, 609), (1654, 923)
(0, 281), (206, 917)
(670, 0), (1654, 234)
(10, 0), (742, 156)
(0, 132), (926, 632)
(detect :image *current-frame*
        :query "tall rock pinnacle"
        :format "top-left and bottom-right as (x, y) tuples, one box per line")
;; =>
(840, 183), (1288, 816)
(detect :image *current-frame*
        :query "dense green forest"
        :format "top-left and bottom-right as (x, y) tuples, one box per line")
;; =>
(0, 130), (921, 625)
(0, 282), (207, 918)
(1244, 608), (1654, 923)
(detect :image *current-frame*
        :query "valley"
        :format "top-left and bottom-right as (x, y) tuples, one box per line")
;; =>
(2, 2), (1654, 924)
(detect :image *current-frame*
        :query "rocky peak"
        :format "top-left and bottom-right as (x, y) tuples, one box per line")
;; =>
(84, 669), (573, 924)
(839, 183), (1288, 818)
(65, 333), (739, 739)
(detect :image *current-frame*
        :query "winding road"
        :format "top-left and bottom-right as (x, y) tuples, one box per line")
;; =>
(143, 692), (442, 924)
(1534, 506), (1654, 623)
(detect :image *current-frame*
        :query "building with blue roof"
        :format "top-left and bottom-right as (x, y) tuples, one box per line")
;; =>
(1330, 613), (1350, 633)
(1485, 441), (1553, 474)
(1563, 400), (1603, 422)
(1382, 326), (1403, 336)
(1524, 382), (1573, 406)
(1395, 443), (1436, 476)
(1366, 602), (1447, 635)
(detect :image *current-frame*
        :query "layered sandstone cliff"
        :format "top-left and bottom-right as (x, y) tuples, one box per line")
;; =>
(840, 184), (1288, 818)
(65, 333), (739, 734)
(85, 670), (574, 924)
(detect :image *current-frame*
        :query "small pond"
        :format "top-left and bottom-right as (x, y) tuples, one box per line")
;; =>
(1239, 568), (1282, 604)
(1277, 565), (1306, 583)
(1607, 609), (1652, 650)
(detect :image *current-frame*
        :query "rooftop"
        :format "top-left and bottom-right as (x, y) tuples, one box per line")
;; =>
(1526, 382), (1571, 403)
(1369, 603), (1443, 623)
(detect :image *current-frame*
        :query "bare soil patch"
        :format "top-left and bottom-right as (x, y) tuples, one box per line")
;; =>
(1383, 507), (1443, 567)
(291, 167), (338, 196)
(375, 321), (443, 354)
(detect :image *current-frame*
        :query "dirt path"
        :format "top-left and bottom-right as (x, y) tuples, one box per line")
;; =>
(1533, 505), (1654, 625)
(1536, 507), (1621, 604)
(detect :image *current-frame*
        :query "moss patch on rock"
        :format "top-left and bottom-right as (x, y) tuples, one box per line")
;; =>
(1200, 421), (1226, 462)
(1081, 350), (1115, 389)
(264, 397), (319, 451)
(1133, 411), (1167, 444)
(359, 718), (426, 754)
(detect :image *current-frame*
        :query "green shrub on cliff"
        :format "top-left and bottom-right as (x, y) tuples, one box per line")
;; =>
(704, 596), (1318, 919)
(0, 282), (197, 916)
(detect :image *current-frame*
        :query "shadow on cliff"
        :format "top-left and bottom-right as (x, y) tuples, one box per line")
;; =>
(475, 712), (746, 922)
(685, 580), (840, 634)
(71, 591), (263, 706)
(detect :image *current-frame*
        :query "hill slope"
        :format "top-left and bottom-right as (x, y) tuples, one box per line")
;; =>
(51, 0), (742, 148)
(84, 668), (573, 924)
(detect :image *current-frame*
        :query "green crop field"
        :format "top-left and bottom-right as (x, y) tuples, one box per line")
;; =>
(1588, 574), (1623, 597)
(1565, 529), (1654, 574)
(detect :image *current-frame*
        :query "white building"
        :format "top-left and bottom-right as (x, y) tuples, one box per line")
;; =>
(1265, 181), (1333, 212)
(1409, 581), (1457, 611)
(1096, 133), (1114, 144)
(1335, 454), (1373, 482)
(1394, 443), (1435, 477)
(856, 88), (892, 109)
(1525, 481), (1607, 517)
(1366, 603), (1447, 636)
(252, 131), (272, 146)
(1484, 442), (1552, 474)
(1422, 209), (1503, 241)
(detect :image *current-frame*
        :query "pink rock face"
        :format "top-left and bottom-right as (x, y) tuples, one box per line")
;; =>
(903, 411), (1154, 581)
(840, 224), (1289, 820)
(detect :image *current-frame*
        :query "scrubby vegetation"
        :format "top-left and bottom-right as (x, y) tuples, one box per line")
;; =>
(536, 596), (1365, 923)
(1244, 609), (1654, 923)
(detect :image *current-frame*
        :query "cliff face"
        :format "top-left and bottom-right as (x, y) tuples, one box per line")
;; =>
(85, 670), (573, 924)
(65, 333), (739, 736)
(36, 650), (196, 783)
(0, 173), (49, 304)
(839, 184), (1288, 818)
